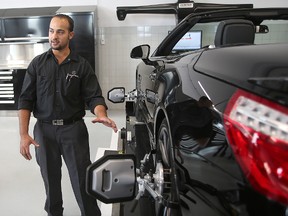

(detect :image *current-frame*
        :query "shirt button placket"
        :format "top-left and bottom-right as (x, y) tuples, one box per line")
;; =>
(55, 66), (61, 115)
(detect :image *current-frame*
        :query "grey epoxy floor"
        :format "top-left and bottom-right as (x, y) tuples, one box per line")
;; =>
(0, 109), (125, 216)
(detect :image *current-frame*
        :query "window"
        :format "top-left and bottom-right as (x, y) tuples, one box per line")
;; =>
(173, 31), (202, 51)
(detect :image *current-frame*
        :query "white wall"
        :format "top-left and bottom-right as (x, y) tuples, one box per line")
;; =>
(97, 0), (176, 27)
(0, 0), (96, 9)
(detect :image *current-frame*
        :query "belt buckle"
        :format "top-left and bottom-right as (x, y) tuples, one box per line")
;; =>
(52, 119), (64, 125)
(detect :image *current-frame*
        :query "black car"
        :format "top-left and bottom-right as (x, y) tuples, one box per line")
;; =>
(87, 7), (288, 216)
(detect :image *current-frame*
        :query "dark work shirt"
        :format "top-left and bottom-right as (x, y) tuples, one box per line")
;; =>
(18, 49), (107, 120)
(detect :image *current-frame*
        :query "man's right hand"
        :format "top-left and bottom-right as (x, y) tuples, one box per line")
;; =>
(20, 134), (39, 160)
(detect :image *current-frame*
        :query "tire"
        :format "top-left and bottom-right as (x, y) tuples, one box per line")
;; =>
(154, 118), (172, 215)
(138, 118), (180, 216)
(154, 118), (180, 216)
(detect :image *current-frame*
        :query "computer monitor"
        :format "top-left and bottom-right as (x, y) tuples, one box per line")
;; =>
(173, 31), (202, 51)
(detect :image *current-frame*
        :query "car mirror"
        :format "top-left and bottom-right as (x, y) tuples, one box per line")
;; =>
(86, 154), (136, 203)
(130, 44), (150, 59)
(108, 87), (125, 103)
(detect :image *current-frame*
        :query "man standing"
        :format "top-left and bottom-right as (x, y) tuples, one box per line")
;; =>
(18, 14), (117, 216)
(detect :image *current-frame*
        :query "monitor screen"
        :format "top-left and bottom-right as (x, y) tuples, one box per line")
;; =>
(173, 31), (202, 51)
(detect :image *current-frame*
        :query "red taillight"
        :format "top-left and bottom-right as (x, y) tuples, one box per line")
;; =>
(224, 89), (288, 205)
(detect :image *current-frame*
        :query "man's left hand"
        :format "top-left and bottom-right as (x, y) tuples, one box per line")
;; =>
(92, 117), (118, 133)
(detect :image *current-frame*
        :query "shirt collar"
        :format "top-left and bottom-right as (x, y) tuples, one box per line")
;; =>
(47, 48), (79, 62)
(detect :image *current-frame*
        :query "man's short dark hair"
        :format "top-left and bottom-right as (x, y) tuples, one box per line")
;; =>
(53, 14), (74, 32)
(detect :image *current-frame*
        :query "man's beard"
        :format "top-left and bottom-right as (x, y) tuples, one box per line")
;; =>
(50, 40), (67, 51)
(50, 43), (63, 50)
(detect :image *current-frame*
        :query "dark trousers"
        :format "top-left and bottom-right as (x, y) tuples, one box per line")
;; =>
(34, 120), (101, 216)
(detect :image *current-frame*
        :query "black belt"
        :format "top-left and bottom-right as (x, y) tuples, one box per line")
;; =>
(39, 117), (83, 125)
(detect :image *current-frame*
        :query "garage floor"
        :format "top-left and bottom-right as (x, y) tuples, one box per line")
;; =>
(0, 109), (125, 216)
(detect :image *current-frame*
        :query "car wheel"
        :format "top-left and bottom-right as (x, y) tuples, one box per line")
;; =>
(153, 118), (180, 216)
(138, 118), (180, 216)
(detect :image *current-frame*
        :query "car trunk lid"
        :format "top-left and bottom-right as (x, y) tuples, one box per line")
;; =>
(193, 43), (288, 106)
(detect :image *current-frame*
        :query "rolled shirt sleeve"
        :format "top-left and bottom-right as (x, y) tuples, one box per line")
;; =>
(18, 61), (37, 111)
(82, 61), (108, 114)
